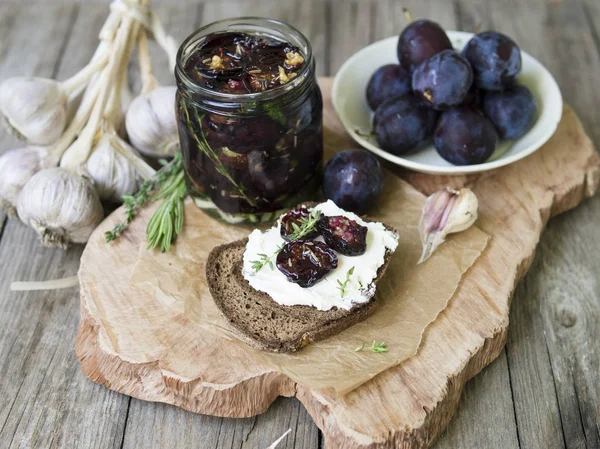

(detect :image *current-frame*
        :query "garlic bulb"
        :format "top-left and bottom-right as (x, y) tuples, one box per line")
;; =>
(85, 135), (139, 202)
(17, 167), (104, 248)
(418, 187), (478, 264)
(0, 77), (68, 145)
(0, 146), (52, 216)
(125, 85), (178, 158)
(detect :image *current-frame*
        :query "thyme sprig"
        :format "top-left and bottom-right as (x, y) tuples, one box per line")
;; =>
(354, 341), (389, 354)
(180, 99), (258, 208)
(287, 209), (320, 241)
(105, 153), (187, 250)
(370, 341), (389, 353)
(250, 244), (283, 272)
(337, 266), (355, 298)
(251, 209), (321, 273)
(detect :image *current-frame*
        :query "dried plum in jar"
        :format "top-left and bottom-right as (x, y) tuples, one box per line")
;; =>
(176, 18), (323, 224)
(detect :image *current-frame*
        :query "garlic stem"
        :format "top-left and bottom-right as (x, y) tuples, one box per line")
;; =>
(99, 3), (123, 42)
(61, 3), (138, 168)
(138, 26), (159, 94)
(47, 77), (103, 166)
(11, 276), (79, 291)
(61, 54), (109, 96)
(109, 134), (156, 179)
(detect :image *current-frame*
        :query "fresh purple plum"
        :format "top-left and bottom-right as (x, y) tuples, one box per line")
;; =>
(366, 64), (412, 110)
(482, 84), (537, 139)
(434, 107), (498, 165)
(373, 95), (439, 155)
(397, 20), (452, 72)
(322, 149), (383, 214)
(462, 84), (482, 108)
(462, 31), (522, 91)
(412, 50), (473, 110)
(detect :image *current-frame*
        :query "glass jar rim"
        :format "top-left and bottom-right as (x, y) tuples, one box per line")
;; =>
(175, 17), (314, 103)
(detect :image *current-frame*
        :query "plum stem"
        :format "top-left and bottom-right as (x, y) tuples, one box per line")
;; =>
(403, 8), (413, 24)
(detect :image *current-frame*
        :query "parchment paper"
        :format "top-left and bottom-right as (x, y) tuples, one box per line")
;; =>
(129, 170), (489, 396)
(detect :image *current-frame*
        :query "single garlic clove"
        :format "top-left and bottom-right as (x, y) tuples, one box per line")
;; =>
(17, 167), (104, 249)
(418, 187), (478, 264)
(85, 135), (140, 203)
(125, 86), (179, 158)
(0, 77), (68, 145)
(0, 146), (52, 217)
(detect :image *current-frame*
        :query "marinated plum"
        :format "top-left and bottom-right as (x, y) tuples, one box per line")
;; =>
(317, 215), (368, 256)
(482, 85), (537, 139)
(280, 206), (319, 241)
(434, 107), (498, 165)
(276, 240), (338, 287)
(322, 149), (383, 214)
(373, 95), (439, 155)
(462, 31), (521, 91)
(412, 50), (473, 110)
(247, 149), (292, 202)
(397, 20), (452, 72)
(185, 32), (305, 94)
(366, 64), (412, 110)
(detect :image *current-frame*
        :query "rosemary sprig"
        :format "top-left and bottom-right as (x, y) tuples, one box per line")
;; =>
(264, 102), (286, 125)
(105, 153), (186, 247)
(180, 99), (258, 208)
(145, 168), (187, 252)
(337, 266), (355, 298)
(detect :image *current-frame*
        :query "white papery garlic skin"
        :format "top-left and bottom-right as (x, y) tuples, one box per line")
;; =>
(0, 146), (51, 216)
(85, 135), (139, 203)
(0, 77), (68, 145)
(125, 86), (178, 158)
(418, 187), (478, 264)
(17, 167), (104, 248)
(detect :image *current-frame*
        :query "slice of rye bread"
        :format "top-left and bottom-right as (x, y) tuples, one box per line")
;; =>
(206, 210), (397, 353)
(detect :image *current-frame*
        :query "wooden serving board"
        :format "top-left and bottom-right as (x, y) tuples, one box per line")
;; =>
(76, 78), (600, 449)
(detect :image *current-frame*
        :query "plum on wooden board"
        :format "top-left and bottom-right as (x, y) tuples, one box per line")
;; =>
(322, 149), (383, 214)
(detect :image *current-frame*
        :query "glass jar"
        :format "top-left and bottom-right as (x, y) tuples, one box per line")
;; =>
(175, 18), (323, 224)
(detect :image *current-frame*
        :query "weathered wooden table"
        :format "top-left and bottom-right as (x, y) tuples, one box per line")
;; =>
(0, 1), (598, 448)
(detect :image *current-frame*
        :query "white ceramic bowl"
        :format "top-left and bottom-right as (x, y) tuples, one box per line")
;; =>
(332, 31), (563, 175)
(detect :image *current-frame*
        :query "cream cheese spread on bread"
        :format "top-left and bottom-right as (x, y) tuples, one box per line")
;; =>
(242, 200), (399, 311)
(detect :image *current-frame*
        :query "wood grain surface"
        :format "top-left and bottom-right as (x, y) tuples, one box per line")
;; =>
(0, 1), (599, 448)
